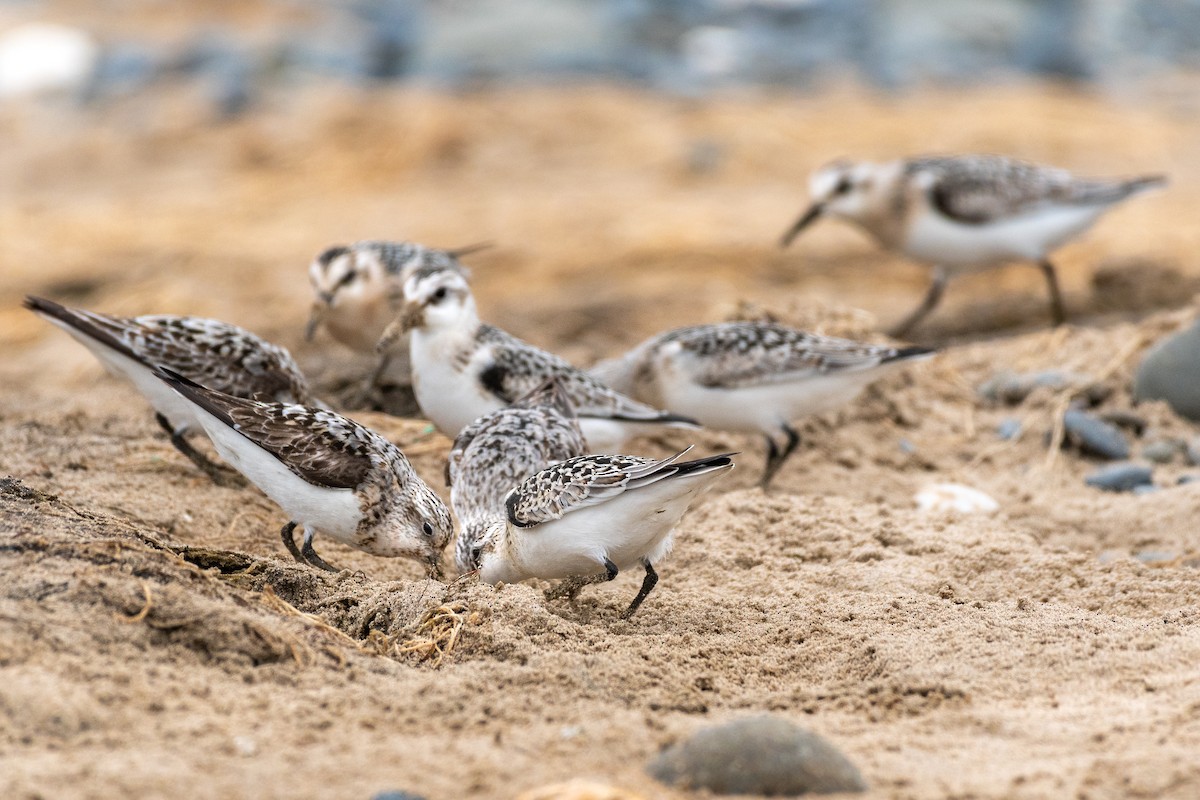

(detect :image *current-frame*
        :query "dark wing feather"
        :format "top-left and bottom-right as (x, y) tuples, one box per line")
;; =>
(477, 325), (696, 424)
(658, 323), (920, 390)
(912, 155), (1160, 225)
(158, 369), (371, 489)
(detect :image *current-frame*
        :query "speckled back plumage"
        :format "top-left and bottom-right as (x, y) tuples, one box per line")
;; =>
(506, 452), (690, 528)
(25, 297), (312, 404)
(633, 322), (928, 390)
(905, 155), (1165, 225)
(449, 380), (586, 571)
(164, 374), (451, 536)
(474, 324), (693, 423)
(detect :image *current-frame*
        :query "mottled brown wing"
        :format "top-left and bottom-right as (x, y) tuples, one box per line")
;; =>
(160, 369), (371, 489)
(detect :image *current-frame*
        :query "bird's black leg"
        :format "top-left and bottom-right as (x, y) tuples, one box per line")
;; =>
(1038, 259), (1067, 327)
(156, 413), (242, 487)
(889, 266), (947, 338)
(620, 561), (659, 620)
(280, 521), (305, 563)
(545, 558), (619, 602)
(759, 424), (800, 490)
(300, 525), (340, 573)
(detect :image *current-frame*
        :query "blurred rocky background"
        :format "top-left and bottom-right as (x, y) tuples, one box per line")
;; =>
(4, 0), (1200, 115)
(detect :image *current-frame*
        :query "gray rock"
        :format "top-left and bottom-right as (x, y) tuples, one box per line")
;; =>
(979, 370), (1081, 405)
(1141, 439), (1180, 464)
(1133, 317), (1200, 422)
(1085, 462), (1153, 492)
(647, 715), (866, 795)
(996, 417), (1022, 441)
(1063, 409), (1130, 460)
(372, 792), (426, 800)
(1178, 474), (1199, 486)
(1097, 409), (1147, 436)
(1134, 549), (1176, 564)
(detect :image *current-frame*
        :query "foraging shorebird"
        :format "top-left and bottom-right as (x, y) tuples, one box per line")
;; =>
(780, 155), (1166, 335)
(24, 295), (313, 485)
(305, 240), (482, 388)
(472, 448), (734, 619)
(447, 379), (587, 575)
(156, 368), (453, 575)
(381, 269), (699, 451)
(590, 321), (933, 488)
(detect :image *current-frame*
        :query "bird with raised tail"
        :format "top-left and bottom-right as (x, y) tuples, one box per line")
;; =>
(24, 295), (313, 485)
(156, 368), (453, 576)
(380, 269), (699, 451)
(448, 379), (587, 575)
(471, 448), (735, 619)
(780, 155), (1166, 336)
(590, 321), (934, 488)
(304, 239), (484, 388)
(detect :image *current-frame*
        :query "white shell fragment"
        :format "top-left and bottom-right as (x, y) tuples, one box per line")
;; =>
(915, 483), (1000, 515)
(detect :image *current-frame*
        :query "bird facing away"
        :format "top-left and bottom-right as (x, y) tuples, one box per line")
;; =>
(780, 155), (1166, 336)
(447, 378), (588, 575)
(590, 321), (934, 488)
(380, 269), (700, 451)
(24, 295), (313, 485)
(156, 368), (453, 576)
(472, 448), (735, 619)
(305, 240), (482, 388)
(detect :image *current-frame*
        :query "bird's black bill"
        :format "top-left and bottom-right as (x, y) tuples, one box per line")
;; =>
(779, 203), (824, 248)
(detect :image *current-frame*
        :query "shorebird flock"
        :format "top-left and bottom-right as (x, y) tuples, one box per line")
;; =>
(25, 154), (1163, 618)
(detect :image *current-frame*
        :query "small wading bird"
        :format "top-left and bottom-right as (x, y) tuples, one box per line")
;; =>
(780, 155), (1166, 336)
(156, 368), (453, 575)
(305, 240), (485, 389)
(381, 269), (699, 451)
(447, 379), (587, 575)
(591, 321), (934, 488)
(471, 448), (735, 620)
(24, 295), (312, 485)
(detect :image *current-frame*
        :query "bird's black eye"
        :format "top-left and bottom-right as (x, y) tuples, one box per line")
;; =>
(336, 270), (356, 289)
(471, 546), (482, 568)
(834, 177), (852, 195)
(431, 287), (448, 303)
(423, 521), (435, 537)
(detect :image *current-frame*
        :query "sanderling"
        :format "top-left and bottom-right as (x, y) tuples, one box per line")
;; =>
(24, 295), (313, 485)
(590, 321), (933, 488)
(305, 240), (483, 387)
(471, 448), (734, 619)
(780, 155), (1166, 335)
(380, 269), (699, 451)
(156, 368), (453, 575)
(447, 379), (587, 574)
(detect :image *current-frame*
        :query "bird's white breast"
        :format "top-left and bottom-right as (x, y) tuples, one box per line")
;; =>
(493, 466), (729, 583)
(409, 329), (502, 437)
(903, 202), (1108, 269)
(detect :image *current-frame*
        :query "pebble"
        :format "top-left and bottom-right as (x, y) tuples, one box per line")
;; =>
(1134, 550), (1176, 564)
(646, 715), (866, 795)
(1084, 462), (1153, 492)
(915, 483), (999, 515)
(1177, 475), (1199, 486)
(1134, 317), (1200, 421)
(996, 417), (1022, 441)
(1062, 409), (1129, 460)
(979, 370), (1080, 404)
(371, 793), (426, 800)
(1141, 439), (1179, 464)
